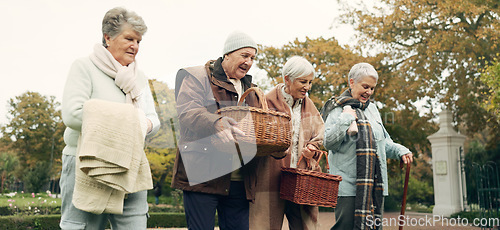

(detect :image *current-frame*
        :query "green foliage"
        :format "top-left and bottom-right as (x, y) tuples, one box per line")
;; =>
(480, 58), (500, 122)
(0, 214), (61, 230)
(464, 140), (500, 205)
(450, 211), (482, 223)
(146, 147), (176, 189)
(0, 152), (19, 193)
(386, 158), (435, 211)
(451, 210), (500, 228)
(23, 162), (51, 193)
(0, 192), (191, 228)
(0, 213), (202, 229)
(0, 213), (193, 229)
(169, 189), (184, 212)
(148, 213), (189, 228)
(0, 91), (64, 179)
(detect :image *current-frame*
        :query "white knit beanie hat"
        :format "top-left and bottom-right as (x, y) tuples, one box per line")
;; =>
(222, 31), (258, 56)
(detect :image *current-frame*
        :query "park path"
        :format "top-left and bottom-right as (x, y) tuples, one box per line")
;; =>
(153, 211), (482, 230)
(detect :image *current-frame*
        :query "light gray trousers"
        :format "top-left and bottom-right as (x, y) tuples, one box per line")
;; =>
(59, 154), (148, 230)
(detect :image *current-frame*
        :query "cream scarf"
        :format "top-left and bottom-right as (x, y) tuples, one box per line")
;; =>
(281, 85), (303, 168)
(90, 44), (145, 106)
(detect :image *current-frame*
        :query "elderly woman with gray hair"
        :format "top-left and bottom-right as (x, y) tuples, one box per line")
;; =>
(323, 63), (413, 229)
(60, 7), (160, 229)
(250, 56), (324, 229)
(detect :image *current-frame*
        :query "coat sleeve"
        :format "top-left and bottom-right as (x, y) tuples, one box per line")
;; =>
(62, 59), (92, 131)
(323, 107), (355, 152)
(304, 108), (325, 153)
(305, 111), (325, 168)
(176, 70), (221, 138)
(137, 79), (161, 137)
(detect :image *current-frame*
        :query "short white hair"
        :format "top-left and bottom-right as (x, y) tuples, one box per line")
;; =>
(102, 7), (147, 48)
(282, 56), (315, 83)
(348, 63), (379, 83)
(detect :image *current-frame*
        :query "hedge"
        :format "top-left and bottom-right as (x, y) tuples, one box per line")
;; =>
(148, 212), (188, 228)
(0, 213), (194, 229)
(0, 215), (61, 229)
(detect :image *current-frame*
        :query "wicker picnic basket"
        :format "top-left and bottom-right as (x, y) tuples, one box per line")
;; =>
(216, 87), (291, 157)
(280, 150), (342, 208)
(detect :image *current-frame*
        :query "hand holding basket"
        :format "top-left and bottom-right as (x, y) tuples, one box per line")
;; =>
(280, 149), (342, 208)
(216, 87), (292, 157)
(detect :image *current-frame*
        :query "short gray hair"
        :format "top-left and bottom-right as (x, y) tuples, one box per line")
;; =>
(101, 7), (147, 47)
(282, 56), (315, 83)
(348, 63), (379, 83)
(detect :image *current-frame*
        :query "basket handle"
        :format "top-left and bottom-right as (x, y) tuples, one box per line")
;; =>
(237, 87), (268, 110)
(297, 149), (329, 170)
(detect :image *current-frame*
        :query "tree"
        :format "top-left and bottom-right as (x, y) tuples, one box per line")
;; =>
(147, 79), (179, 149)
(146, 147), (176, 189)
(0, 152), (19, 193)
(480, 58), (500, 121)
(24, 161), (51, 193)
(145, 79), (179, 191)
(337, 0), (500, 146)
(256, 37), (369, 107)
(0, 91), (65, 174)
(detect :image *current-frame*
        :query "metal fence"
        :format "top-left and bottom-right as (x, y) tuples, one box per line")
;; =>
(467, 162), (500, 229)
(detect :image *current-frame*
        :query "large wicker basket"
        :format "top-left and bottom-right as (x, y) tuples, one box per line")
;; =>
(280, 150), (342, 208)
(216, 87), (291, 157)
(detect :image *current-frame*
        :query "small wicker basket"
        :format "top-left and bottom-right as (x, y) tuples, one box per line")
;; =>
(216, 87), (291, 157)
(280, 150), (342, 208)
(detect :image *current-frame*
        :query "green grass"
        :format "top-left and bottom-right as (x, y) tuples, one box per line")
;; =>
(0, 195), (59, 208)
(0, 192), (189, 228)
(0, 191), (185, 216)
(0, 192), (60, 215)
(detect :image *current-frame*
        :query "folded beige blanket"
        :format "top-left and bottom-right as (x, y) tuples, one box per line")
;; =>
(72, 99), (153, 214)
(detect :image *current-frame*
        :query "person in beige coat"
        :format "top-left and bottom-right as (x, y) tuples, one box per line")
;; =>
(250, 56), (324, 230)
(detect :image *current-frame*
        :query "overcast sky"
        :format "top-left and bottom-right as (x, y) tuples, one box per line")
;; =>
(0, 0), (356, 125)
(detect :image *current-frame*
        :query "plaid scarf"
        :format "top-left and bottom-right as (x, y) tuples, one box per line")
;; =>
(334, 89), (383, 230)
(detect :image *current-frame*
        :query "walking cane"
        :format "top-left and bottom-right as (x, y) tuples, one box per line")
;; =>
(399, 161), (411, 230)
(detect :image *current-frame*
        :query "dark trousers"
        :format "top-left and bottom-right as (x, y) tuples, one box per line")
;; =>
(331, 196), (385, 230)
(183, 181), (249, 230)
(331, 196), (355, 230)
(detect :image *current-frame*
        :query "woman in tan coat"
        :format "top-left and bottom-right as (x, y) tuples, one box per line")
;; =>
(250, 56), (324, 230)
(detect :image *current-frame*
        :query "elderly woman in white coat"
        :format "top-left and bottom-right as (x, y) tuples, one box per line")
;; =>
(324, 63), (413, 230)
(60, 7), (160, 230)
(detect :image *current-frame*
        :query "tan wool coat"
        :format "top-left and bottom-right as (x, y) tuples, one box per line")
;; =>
(250, 84), (325, 230)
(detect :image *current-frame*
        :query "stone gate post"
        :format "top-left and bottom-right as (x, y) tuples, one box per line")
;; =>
(427, 109), (466, 217)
